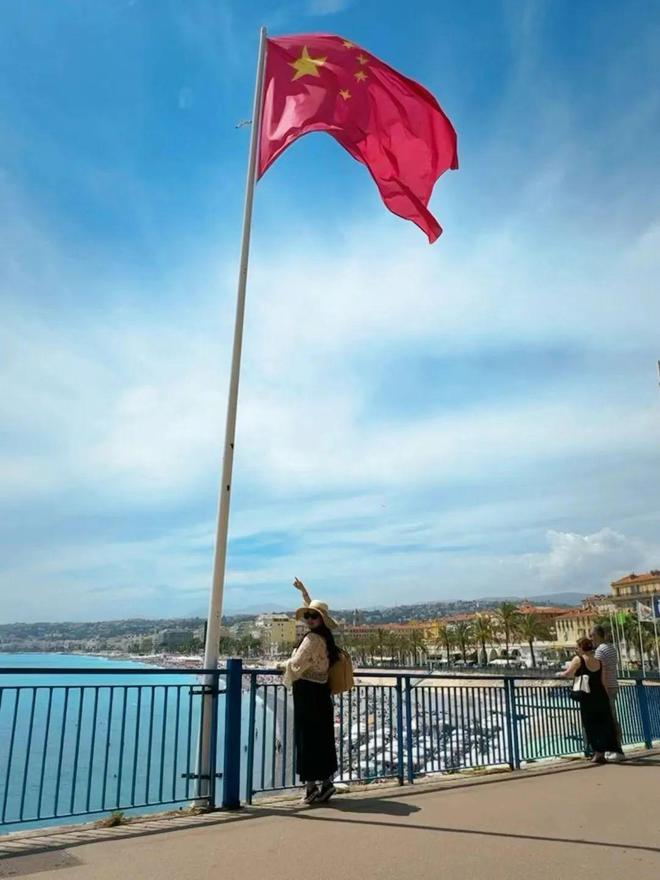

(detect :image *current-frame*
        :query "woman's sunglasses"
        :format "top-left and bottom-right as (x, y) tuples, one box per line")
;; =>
(303, 612), (320, 621)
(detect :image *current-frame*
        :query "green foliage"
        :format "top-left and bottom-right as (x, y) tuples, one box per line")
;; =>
(433, 623), (455, 664)
(218, 633), (263, 658)
(453, 621), (474, 661)
(496, 602), (522, 664)
(473, 614), (496, 665)
(517, 612), (552, 667)
(340, 628), (428, 668)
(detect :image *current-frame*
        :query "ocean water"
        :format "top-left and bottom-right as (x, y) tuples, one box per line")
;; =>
(0, 653), (257, 833)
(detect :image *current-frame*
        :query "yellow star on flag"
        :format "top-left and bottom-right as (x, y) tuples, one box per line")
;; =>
(357, 54), (369, 65)
(339, 89), (352, 101)
(342, 40), (355, 48)
(354, 70), (368, 83)
(290, 46), (327, 81)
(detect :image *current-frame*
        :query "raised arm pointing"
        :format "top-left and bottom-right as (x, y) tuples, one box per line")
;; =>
(293, 577), (312, 607)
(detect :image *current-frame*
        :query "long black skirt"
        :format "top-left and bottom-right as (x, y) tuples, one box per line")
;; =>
(293, 679), (338, 783)
(579, 687), (619, 754)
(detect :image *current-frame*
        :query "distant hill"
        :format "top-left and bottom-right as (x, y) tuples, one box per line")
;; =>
(0, 592), (590, 646)
(333, 591), (589, 625)
(529, 591), (592, 606)
(223, 603), (291, 615)
(0, 617), (206, 641)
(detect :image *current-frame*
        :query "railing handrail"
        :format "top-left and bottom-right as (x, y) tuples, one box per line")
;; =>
(0, 667), (226, 676)
(241, 666), (657, 684)
(245, 667), (554, 681)
(1, 665), (657, 684)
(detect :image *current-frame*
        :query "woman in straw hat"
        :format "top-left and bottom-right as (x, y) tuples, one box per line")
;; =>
(283, 577), (339, 804)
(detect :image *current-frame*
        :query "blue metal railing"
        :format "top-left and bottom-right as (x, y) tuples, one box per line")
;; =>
(0, 668), (226, 829)
(243, 669), (660, 802)
(1, 665), (659, 830)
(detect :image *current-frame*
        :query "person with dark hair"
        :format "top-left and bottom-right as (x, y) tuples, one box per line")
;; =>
(560, 637), (619, 763)
(590, 624), (625, 761)
(283, 578), (339, 803)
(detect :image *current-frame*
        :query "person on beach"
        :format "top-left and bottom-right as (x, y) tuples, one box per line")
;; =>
(590, 625), (625, 761)
(559, 637), (619, 763)
(283, 577), (339, 804)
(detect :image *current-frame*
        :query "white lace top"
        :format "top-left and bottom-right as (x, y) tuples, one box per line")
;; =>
(283, 633), (329, 687)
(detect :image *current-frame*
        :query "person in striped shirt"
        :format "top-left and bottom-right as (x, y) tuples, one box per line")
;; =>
(591, 625), (625, 760)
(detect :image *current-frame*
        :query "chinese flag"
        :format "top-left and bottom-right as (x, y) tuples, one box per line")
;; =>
(258, 35), (458, 242)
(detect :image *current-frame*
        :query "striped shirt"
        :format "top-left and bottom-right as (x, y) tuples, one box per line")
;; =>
(595, 643), (618, 690)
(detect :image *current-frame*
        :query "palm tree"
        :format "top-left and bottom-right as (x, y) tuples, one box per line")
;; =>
(375, 628), (387, 663)
(409, 629), (427, 667)
(218, 634), (237, 656)
(496, 602), (521, 666)
(517, 612), (551, 668)
(366, 633), (380, 665)
(384, 632), (397, 666)
(358, 637), (371, 667)
(434, 622), (454, 666)
(473, 614), (495, 666)
(617, 612), (656, 669)
(341, 634), (357, 663)
(453, 621), (473, 663)
(397, 633), (414, 667)
(618, 611), (640, 666)
(385, 632), (398, 665)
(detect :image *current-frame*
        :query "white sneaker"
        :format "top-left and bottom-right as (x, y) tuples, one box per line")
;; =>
(605, 751), (625, 762)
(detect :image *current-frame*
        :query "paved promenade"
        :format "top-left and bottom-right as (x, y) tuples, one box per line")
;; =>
(1, 753), (659, 880)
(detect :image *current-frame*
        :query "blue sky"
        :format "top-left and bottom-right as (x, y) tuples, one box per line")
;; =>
(1, 1), (660, 622)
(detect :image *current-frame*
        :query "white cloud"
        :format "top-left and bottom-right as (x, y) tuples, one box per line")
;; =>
(4, 143), (660, 504)
(526, 528), (660, 594)
(2, 198), (660, 619)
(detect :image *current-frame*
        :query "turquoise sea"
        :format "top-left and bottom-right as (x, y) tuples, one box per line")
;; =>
(0, 653), (257, 833)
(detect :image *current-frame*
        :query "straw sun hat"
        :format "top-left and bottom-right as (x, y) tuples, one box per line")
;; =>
(295, 600), (338, 630)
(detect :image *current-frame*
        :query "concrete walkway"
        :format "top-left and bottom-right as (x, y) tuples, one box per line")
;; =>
(1, 754), (659, 880)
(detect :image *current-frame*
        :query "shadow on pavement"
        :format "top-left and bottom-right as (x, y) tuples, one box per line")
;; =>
(1, 755), (657, 861)
(324, 798), (421, 817)
(288, 811), (660, 856)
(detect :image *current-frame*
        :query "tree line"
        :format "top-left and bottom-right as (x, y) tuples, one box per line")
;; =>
(341, 603), (554, 669)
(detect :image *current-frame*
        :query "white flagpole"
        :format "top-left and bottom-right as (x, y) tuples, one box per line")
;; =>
(618, 613), (628, 676)
(637, 606), (646, 677)
(609, 611), (622, 677)
(653, 595), (660, 675)
(614, 612), (627, 676)
(197, 25), (268, 801)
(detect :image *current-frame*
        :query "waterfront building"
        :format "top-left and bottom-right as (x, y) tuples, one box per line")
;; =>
(553, 609), (599, 648)
(610, 571), (660, 611)
(341, 625), (373, 641)
(153, 629), (197, 651)
(516, 602), (567, 625)
(254, 614), (297, 655)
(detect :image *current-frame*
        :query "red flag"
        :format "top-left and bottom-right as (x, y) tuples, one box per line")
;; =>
(258, 34), (458, 242)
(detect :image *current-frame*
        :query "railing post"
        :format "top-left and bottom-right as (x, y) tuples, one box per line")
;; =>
(504, 677), (521, 770)
(222, 658), (243, 809)
(635, 679), (653, 749)
(395, 677), (404, 785)
(404, 676), (414, 784)
(244, 674), (257, 804)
